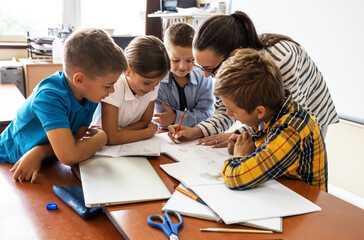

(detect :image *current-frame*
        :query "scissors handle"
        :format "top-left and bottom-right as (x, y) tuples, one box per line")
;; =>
(164, 210), (183, 235)
(147, 211), (183, 238)
(148, 214), (172, 237)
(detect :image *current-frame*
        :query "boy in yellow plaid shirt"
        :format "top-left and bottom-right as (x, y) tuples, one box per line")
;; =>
(214, 48), (327, 191)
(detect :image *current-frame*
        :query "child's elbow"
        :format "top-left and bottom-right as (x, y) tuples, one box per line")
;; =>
(223, 179), (255, 191)
(57, 153), (79, 166)
(106, 135), (119, 145)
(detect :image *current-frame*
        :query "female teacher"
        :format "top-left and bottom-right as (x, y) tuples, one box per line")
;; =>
(168, 10), (338, 146)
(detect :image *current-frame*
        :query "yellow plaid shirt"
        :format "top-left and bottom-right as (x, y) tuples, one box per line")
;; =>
(223, 93), (327, 191)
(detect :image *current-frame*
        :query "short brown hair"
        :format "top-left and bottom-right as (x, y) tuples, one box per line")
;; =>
(164, 23), (195, 48)
(214, 48), (284, 113)
(63, 28), (127, 79)
(124, 35), (170, 79)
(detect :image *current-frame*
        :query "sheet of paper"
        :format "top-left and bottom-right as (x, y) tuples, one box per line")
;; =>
(95, 136), (162, 157)
(190, 180), (321, 224)
(162, 184), (220, 222)
(94, 132), (231, 165)
(160, 162), (224, 186)
(159, 132), (231, 165)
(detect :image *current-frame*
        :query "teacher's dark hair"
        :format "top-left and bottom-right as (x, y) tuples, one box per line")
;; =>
(194, 10), (299, 57)
(193, 11), (263, 56)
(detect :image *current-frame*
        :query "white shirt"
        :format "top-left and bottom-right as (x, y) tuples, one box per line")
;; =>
(92, 74), (158, 128)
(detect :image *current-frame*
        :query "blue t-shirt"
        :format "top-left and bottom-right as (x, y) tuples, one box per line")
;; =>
(0, 71), (98, 164)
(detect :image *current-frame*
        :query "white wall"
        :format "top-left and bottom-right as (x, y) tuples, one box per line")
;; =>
(231, 0), (364, 208)
(326, 121), (364, 201)
(231, 0), (364, 124)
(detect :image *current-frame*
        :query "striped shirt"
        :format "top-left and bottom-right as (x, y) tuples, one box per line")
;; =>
(222, 93), (328, 191)
(197, 40), (339, 136)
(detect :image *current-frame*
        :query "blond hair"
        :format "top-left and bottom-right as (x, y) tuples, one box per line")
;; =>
(214, 48), (284, 113)
(63, 28), (127, 79)
(124, 35), (170, 79)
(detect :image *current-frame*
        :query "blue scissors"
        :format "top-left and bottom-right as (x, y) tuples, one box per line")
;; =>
(147, 210), (183, 240)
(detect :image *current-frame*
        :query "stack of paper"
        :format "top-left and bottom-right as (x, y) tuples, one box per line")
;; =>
(160, 160), (321, 230)
(162, 184), (283, 232)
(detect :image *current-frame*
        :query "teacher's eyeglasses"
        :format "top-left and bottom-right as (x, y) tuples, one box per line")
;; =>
(188, 55), (228, 77)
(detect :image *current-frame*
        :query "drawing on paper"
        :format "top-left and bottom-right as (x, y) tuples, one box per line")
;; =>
(199, 172), (223, 182)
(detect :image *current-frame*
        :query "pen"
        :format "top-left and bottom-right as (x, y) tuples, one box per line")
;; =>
(200, 228), (273, 234)
(173, 185), (207, 205)
(172, 108), (187, 143)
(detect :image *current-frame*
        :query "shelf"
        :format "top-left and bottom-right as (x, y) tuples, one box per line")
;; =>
(26, 32), (54, 60)
(148, 12), (217, 19)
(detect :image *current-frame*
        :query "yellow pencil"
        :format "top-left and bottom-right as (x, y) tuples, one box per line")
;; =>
(200, 228), (273, 234)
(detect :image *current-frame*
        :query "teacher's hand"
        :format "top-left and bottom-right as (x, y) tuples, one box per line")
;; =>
(196, 132), (233, 148)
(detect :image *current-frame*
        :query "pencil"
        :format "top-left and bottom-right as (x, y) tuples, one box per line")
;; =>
(172, 108), (187, 143)
(173, 185), (207, 205)
(200, 228), (273, 234)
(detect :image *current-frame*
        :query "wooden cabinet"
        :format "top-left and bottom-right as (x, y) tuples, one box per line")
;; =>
(19, 59), (63, 97)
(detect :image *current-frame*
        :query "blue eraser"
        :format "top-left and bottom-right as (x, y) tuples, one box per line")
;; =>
(46, 203), (57, 210)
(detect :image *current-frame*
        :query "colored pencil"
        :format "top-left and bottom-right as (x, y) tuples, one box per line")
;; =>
(200, 228), (273, 234)
(172, 108), (187, 143)
(173, 185), (207, 205)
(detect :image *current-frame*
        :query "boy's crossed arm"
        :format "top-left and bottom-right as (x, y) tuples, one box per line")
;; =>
(11, 126), (107, 183)
(103, 101), (157, 145)
(47, 127), (107, 165)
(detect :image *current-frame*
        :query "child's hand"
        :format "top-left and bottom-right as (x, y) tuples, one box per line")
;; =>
(153, 102), (177, 127)
(147, 122), (158, 137)
(83, 127), (103, 138)
(233, 132), (256, 157)
(10, 147), (44, 183)
(168, 125), (201, 143)
(227, 133), (240, 155)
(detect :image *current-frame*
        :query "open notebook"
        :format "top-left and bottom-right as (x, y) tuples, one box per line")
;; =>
(79, 156), (171, 207)
(95, 137), (162, 157)
(163, 184), (283, 232)
(95, 132), (229, 165)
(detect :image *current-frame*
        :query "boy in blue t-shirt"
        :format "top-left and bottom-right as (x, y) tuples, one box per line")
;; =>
(0, 28), (127, 183)
(153, 23), (214, 128)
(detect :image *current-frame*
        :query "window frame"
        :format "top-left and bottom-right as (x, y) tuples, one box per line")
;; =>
(0, 0), (80, 43)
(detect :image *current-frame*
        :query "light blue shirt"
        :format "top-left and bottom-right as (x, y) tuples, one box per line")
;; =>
(0, 71), (97, 164)
(155, 68), (214, 127)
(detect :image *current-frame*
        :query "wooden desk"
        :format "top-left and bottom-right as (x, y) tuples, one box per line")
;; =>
(0, 159), (122, 240)
(19, 59), (63, 97)
(105, 155), (364, 240)
(0, 84), (25, 133)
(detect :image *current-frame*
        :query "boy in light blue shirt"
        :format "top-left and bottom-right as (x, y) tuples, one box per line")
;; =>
(153, 23), (214, 128)
(0, 28), (127, 183)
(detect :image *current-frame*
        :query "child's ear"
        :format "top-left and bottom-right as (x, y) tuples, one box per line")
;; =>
(230, 49), (240, 57)
(255, 106), (266, 120)
(124, 66), (132, 77)
(73, 72), (87, 87)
